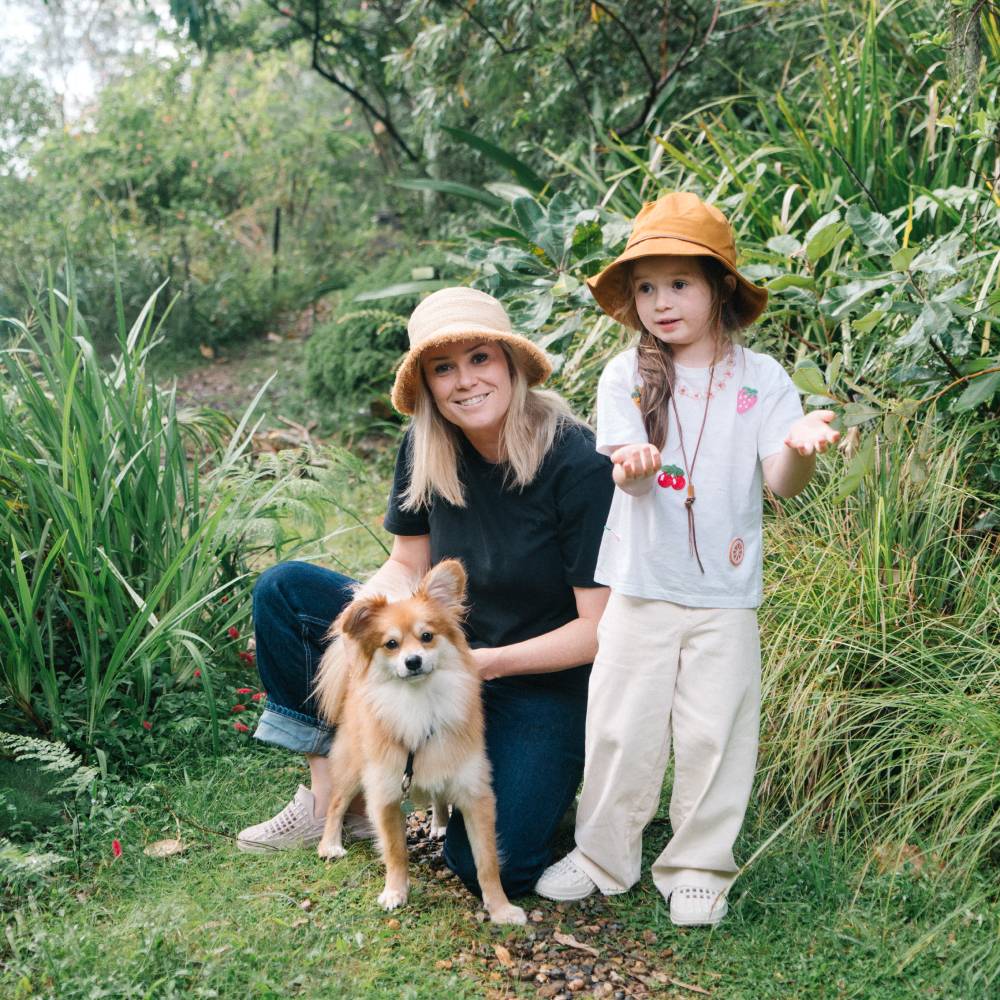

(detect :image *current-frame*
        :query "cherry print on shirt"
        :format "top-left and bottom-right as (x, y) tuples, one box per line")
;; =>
(736, 386), (758, 414)
(729, 537), (745, 566)
(657, 464), (686, 490)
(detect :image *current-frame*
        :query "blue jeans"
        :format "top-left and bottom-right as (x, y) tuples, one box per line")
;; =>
(252, 561), (588, 897)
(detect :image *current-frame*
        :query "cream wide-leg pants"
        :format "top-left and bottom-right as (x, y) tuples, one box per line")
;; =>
(569, 592), (761, 901)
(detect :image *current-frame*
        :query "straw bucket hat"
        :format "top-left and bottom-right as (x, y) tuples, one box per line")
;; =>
(390, 287), (552, 415)
(587, 192), (768, 330)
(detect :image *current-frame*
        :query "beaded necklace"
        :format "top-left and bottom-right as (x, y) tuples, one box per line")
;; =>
(674, 346), (737, 401)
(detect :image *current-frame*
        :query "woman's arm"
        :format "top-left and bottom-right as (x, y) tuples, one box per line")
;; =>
(471, 585), (610, 681)
(357, 534), (432, 600)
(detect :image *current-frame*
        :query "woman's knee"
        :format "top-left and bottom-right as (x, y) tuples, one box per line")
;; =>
(252, 561), (355, 625)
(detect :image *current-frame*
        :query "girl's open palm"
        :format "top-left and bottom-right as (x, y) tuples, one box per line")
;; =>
(784, 410), (840, 456)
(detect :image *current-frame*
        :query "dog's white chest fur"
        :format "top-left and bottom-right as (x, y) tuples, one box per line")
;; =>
(363, 646), (476, 751)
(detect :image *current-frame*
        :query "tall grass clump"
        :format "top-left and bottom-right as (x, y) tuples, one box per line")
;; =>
(758, 418), (999, 879)
(0, 276), (298, 753)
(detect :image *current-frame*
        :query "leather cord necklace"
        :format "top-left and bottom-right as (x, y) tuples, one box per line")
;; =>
(667, 361), (716, 574)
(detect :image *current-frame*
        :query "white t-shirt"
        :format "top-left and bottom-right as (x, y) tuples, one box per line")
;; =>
(595, 345), (803, 609)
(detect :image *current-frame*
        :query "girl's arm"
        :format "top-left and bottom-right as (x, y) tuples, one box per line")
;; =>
(762, 410), (840, 498)
(470, 585), (610, 681)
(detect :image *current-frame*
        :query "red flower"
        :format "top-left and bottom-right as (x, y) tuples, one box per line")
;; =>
(233, 721), (250, 733)
(231, 704), (247, 713)
(112, 839), (122, 858)
(251, 692), (265, 702)
(238, 651), (255, 665)
(194, 669), (202, 679)
(227, 626), (240, 640)
(235, 687), (253, 695)
(141, 720), (152, 731)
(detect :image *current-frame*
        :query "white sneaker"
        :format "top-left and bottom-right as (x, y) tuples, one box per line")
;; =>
(236, 786), (375, 852)
(669, 886), (728, 926)
(534, 855), (596, 901)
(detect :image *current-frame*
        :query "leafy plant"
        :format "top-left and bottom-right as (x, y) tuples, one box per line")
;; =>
(0, 274), (305, 752)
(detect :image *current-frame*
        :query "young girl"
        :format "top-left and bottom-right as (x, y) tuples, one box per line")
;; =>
(535, 192), (839, 925)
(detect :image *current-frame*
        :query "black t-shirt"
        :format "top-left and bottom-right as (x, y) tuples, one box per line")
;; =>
(383, 422), (614, 692)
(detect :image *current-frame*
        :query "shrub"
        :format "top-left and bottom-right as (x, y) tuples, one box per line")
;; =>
(305, 308), (409, 433)
(0, 275), (302, 755)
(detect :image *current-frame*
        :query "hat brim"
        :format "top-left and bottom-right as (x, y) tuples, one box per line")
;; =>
(586, 236), (768, 330)
(390, 328), (553, 415)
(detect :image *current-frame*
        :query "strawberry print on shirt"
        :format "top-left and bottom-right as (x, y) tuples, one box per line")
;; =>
(736, 386), (758, 415)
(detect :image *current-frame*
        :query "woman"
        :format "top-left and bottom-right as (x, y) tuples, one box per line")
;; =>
(238, 287), (613, 897)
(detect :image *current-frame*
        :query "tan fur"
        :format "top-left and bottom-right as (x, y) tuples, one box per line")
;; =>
(312, 559), (526, 925)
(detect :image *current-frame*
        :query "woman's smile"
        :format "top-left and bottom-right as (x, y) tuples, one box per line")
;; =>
(422, 339), (513, 460)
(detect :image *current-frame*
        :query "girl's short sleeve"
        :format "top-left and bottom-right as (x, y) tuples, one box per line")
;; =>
(383, 432), (431, 536)
(757, 361), (804, 461)
(596, 352), (648, 456)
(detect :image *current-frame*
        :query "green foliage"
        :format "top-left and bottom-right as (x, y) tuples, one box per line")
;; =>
(305, 308), (409, 433)
(0, 45), (383, 354)
(0, 275), (305, 753)
(757, 420), (999, 878)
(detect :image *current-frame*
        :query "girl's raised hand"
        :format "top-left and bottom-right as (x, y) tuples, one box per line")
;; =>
(610, 442), (662, 483)
(784, 410), (841, 457)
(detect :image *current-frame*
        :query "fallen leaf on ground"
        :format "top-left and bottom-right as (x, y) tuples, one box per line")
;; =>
(670, 977), (711, 996)
(143, 838), (186, 858)
(552, 931), (599, 957)
(493, 944), (514, 966)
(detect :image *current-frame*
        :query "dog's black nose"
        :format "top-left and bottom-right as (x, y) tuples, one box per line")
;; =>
(404, 654), (423, 672)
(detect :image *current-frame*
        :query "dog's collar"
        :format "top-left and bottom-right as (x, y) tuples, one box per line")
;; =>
(401, 728), (435, 796)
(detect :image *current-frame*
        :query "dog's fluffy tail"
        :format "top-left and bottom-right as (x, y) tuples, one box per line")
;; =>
(313, 626), (356, 725)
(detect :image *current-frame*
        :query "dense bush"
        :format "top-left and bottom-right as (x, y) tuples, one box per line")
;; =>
(305, 308), (409, 433)
(0, 278), (301, 756)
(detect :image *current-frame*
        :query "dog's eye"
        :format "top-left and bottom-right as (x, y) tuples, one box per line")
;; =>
(420, 631), (433, 644)
(384, 638), (399, 650)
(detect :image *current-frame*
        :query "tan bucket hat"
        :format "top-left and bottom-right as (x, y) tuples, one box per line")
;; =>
(390, 287), (553, 415)
(587, 192), (768, 330)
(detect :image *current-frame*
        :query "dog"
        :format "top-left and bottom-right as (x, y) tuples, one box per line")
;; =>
(313, 558), (526, 925)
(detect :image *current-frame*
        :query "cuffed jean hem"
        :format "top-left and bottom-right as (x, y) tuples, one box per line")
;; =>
(253, 706), (334, 755)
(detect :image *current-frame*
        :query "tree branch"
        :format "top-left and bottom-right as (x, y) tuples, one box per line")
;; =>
(616, 0), (721, 137)
(437, 0), (532, 55)
(273, 0), (421, 165)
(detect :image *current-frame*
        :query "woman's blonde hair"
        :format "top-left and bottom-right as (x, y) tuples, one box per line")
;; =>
(401, 343), (582, 510)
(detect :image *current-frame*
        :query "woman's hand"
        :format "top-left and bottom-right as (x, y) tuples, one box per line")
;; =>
(783, 410), (840, 456)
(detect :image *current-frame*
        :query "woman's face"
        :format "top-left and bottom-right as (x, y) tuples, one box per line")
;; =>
(420, 339), (514, 451)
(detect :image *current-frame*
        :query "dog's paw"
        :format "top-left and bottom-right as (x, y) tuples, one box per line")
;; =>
(317, 841), (347, 860)
(489, 903), (527, 925)
(378, 886), (408, 911)
(429, 822), (448, 840)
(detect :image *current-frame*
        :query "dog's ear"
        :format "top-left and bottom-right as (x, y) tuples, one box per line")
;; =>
(337, 594), (387, 641)
(419, 559), (467, 611)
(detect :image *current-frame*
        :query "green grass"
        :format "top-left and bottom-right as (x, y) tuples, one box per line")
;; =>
(1, 748), (996, 999)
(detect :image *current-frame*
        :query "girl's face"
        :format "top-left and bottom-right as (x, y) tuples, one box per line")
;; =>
(420, 339), (513, 450)
(632, 256), (718, 358)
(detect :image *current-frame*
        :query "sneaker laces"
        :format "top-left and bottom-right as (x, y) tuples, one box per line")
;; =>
(547, 856), (585, 877)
